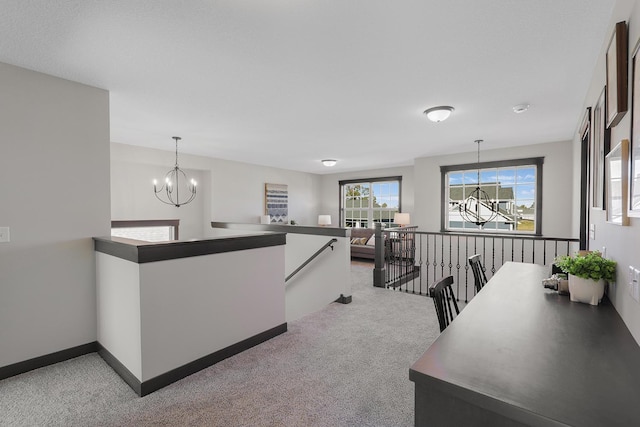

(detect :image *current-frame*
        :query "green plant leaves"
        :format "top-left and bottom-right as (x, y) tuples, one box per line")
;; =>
(554, 251), (616, 282)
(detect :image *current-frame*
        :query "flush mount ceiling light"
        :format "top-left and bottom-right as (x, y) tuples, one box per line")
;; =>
(424, 106), (454, 122)
(513, 103), (530, 114)
(153, 136), (197, 207)
(322, 159), (337, 167)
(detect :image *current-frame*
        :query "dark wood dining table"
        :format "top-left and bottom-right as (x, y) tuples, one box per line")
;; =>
(410, 261), (640, 426)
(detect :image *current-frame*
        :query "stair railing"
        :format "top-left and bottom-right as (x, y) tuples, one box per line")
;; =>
(285, 238), (338, 283)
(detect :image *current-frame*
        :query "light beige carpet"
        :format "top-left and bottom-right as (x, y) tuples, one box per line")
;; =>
(0, 262), (441, 427)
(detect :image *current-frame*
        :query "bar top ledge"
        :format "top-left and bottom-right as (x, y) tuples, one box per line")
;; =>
(94, 232), (286, 264)
(211, 221), (351, 237)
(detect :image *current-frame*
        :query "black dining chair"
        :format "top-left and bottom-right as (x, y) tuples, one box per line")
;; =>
(468, 254), (488, 293)
(429, 276), (460, 333)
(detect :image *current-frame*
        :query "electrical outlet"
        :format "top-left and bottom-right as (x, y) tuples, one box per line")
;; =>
(0, 227), (9, 243)
(629, 266), (640, 303)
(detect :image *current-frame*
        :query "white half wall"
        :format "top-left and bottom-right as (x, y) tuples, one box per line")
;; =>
(0, 62), (110, 367)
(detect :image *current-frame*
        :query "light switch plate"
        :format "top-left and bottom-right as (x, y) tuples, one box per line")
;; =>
(0, 227), (9, 243)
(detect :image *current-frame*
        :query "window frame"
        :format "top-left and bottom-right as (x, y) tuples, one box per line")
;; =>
(440, 157), (544, 236)
(111, 219), (180, 241)
(339, 176), (402, 228)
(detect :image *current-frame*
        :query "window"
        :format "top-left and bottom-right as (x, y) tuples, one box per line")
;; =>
(340, 177), (402, 228)
(111, 220), (179, 242)
(441, 158), (543, 235)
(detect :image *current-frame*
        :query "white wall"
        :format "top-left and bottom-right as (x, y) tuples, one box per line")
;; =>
(414, 140), (574, 236)
(576, 0), (640, 344)
(0, 62), (110, 367)
(318, 166), (415, 226)
(111, 143), (323, 237)
(284, 233), (351, 322)
(110, 158), (207, 240)
(210, 158), (321, 226)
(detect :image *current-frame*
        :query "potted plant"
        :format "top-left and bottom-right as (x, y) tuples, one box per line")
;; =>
(554, 251), (616, 305)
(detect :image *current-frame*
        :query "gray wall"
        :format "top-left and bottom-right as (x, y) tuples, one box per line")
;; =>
(111, 143), (323, 236)
(0, 62), (110, 368)
(576, 0), (640, 344)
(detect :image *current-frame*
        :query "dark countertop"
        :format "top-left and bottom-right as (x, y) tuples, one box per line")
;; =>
(211, 222), (351, 237)
(94, 233), (286, 264)
(410, 261), (640, 427)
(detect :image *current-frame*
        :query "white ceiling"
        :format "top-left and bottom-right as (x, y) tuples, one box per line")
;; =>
(0, 0), (615, 174)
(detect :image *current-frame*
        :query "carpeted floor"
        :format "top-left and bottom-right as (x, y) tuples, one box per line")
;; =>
(0, 261), (441, 427)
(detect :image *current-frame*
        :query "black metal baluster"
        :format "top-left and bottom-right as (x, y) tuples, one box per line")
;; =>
(456, 235), (461, 301)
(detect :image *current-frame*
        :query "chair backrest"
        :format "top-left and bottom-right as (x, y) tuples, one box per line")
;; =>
(468, 254), (488, 293)
(429, 276), (460, 333)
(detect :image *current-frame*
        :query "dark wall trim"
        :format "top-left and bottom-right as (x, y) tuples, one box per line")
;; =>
(211, 222), (350, 238)
(0, 342), (98, 381)
(338, 175), (403, 185)
(94, 233), (286, 264)
(97, 343), (141, 395)
(98, 323), (287, 397)
(440, 157), (544, 173)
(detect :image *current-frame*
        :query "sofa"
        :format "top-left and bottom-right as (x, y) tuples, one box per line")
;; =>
(350, 228), (376, 260)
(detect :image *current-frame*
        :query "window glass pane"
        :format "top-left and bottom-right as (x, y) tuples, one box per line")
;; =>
(515, 184), (535, 201)
(442, 160), (541, 234)
(498, 169), (516, 185)
(111, 226), (172, 242)
(463, 171), (478, 185)
(449, 172), (464, 185)
(498, 184), (515, 201)
(517, 167), (536, 183)
(341, 179), (401, 227)
(449, 185), (463, 202)
(483, 185), (498, 200)
(480, 169), (497, 184)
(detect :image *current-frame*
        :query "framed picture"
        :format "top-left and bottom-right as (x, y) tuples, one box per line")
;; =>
(630, 38), (640, 216)
(606, 21), (628, 128)
(606, 139), (630, 225)
(592, 87), (610, 209)
(265, 183), (288, 224)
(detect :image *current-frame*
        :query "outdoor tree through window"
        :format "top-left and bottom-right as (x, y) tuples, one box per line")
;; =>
(340, 177), (401, 228)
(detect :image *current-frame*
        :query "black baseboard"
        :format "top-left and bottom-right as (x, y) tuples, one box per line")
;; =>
(0, 342), (98, 381)
(97, 344), (141, 396)
(335, 294), (352, 304)
(99, 322), (288, 397)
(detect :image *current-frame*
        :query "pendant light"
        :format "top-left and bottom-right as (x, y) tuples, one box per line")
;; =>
(153, 136), (197, 207)
(459, 140), (498, 227)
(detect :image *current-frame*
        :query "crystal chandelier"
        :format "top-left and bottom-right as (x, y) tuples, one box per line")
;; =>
(153, 136), (197, 207)
(459, 140), (498, 227)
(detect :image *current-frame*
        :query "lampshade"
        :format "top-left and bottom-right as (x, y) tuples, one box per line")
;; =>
(318, 215), (332, 226)
(394, 212), (411, 226)
(423, 106), (454, 122)
(321, 159), (337, 167)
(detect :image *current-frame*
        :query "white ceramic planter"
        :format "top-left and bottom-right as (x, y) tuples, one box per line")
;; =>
(568, 274), (605, 305)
